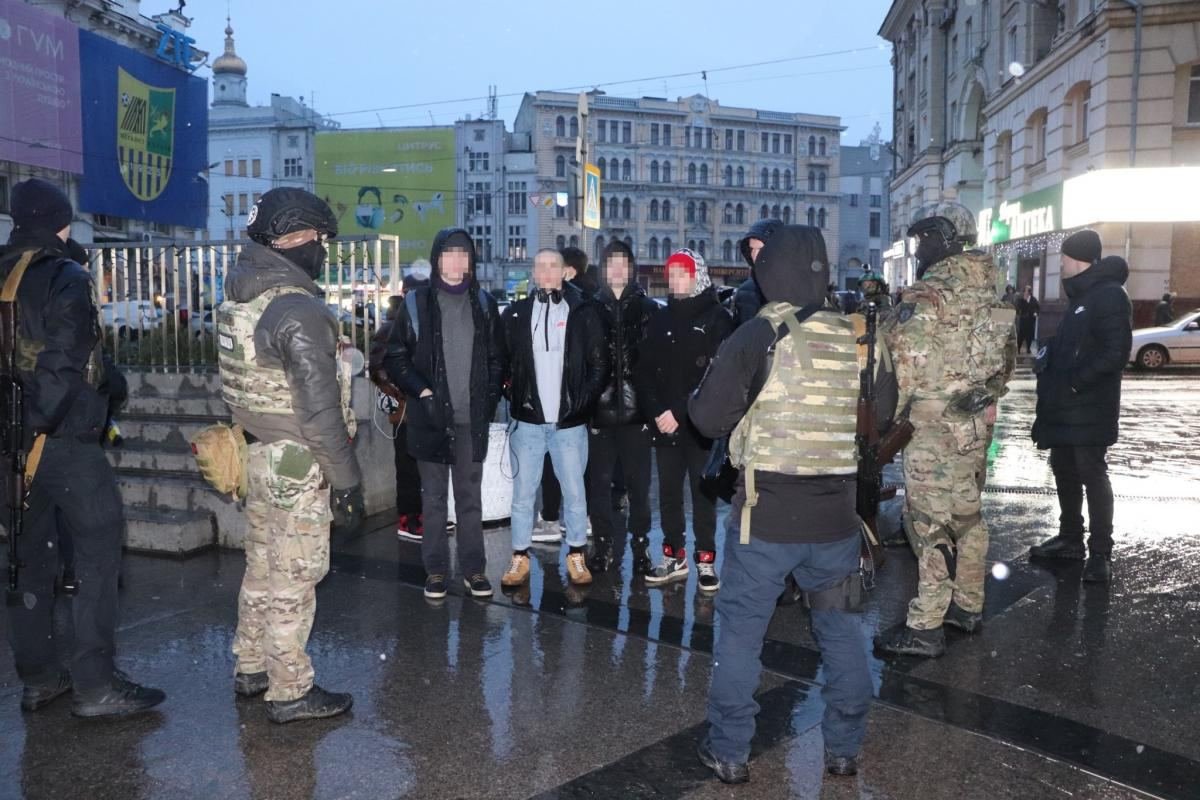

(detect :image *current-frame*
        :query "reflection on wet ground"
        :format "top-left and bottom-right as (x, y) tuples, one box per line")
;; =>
(1, 372), (1197, 799)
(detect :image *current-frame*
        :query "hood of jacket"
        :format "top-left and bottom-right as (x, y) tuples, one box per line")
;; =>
(226, 242), (323, 303)
(429, 227), (478, 287)
(751, 224), (828, 307)
(1064, 255), (1129, 301)
(738, 218), (784, 266)
(599, 239), (636, 289)
(667, 285), (718, 321)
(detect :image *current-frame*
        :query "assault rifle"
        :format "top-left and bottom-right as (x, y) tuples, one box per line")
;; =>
(1, 257), (28, 601)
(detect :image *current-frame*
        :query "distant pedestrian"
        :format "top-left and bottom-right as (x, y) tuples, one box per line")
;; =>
(1154, 292), (1175, 327)
(1016, 285), (1040, 353)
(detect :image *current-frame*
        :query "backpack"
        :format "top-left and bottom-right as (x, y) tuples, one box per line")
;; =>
(191, 422), (249, 500)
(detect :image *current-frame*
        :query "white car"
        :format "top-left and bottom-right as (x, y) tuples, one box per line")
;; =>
(1128, 309), (1200, 369)
(99, 300), (161, 338)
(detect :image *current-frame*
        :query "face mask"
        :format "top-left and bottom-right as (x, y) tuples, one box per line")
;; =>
(281, 240), (327, 278)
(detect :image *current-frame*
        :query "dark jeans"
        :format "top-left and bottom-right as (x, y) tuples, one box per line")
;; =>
(6, 438), (124, 692)
(1018, 318), (1037, 353)
(656, 439), (716, 555)
(417, 425), (485, 576)
(541, 454), (561, 522)
(588, 425), (652, 542)
(708, 525), (870, 763)
(394, 423), (422, 515)
(1049, 445), (1114, 554)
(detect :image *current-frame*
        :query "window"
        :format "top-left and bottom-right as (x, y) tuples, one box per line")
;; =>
(688, 239), (696, 253)
(598, 157), (607, 180)
(735, 203), (745, 225)
(556, 155), (566, 177)
(662, 237), (672, 256)
(849, 194), (859, 207)
(818, 137), (827, 156)
(507, 225), (527, 260)
(253, 192), (262, 207)
(598, 121), (607, 143)
(807, 206), (816, 226)
(507, 181), (528, 214)
(284, 157), (303, 178)
(648, 237), (660, 260)
(556, 115), (566, 137)
(609, 121), (618, 142)
(997, 131), (1013, 180)
(687, 201), (696, 223)
(684, 126), (691, 148)
(869, 249), (881, 270)
(570, 235), (578, 248)
(699, 201), (708, 223)
(1008, 25), (1018, 70)
(622, 198), (632, 220)
(623, 121), (632, 143)
(570, 116), (579, 138)
(817, 172), (826, 192)
(808, 170), (816, 191)
(705, 128), (713, 149)
(1067, 83), (1091, 145)
(771, 168), (780, 190)
(0, 176), (8, 214)
(608, 197), (619, 219)
(737, 130), (745, 151)
(662, 200), (672, 221)
(688, 163), (697, 184)
(817, 207), (827, 228)
(650, 199), (660, 221)
(662, 161), (672, 183)
(869, 212), (881, 237)
(556, 204), (565, 219)
(808, 135), (817, 155)
(651, 123), (660, 145)
(771, 204), (780, 219)
(723, 240), (734, 262)
(468, 151), (489, 172)
(784, 169), (792, 190)
(623, 159), (632, 181)
(466, 182), (492, 215)
(760, 203), (769, 219)
(724, 166), (733, 187)
(224, 159), (233, 176)
(650, 160), (660, 182)
(761, 167), (769, 188)
(694, 128), (704, 148)
(725, 129), (733, 150)
(761, 132), (769, 152)
(238, 159), (247, 177)
(724, 203), (734, 224)
(238, 193), (249, 215)
(950, 101), (958, 141)
(784, 134), (792, 154)
(252, 158), (261, 178)
(624, 235), (633, 251)
(952, 35), (959, 67)
(663, 124), (672, 146)
(287, 135), (300, 149)
(736, 166), (745, 187)
(1189, 65), (1200, 124)
(869, 194), (882, 208)
(698, 240), (706, 258)
(556, 235), (566, 250)
(1029, 109), (1048, 164)
(772, 133), (781, 154)
(223, 193), (234, 216)
(699, 164), (708, 185)
(965, 18), (973, 59)
(782, 205), (791, 224)
(473, 129), (486, 142)
(594, 236), (605, 262)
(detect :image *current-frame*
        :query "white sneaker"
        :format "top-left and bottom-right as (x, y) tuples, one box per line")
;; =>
(531, 516), (563, 544)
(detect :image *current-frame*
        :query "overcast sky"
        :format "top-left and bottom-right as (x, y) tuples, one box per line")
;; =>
(163, 0), (895, 145)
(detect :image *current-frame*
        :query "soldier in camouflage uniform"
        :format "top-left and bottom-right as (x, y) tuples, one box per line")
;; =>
(218, 189), (364, 723)
(875, 201), (1015, 659)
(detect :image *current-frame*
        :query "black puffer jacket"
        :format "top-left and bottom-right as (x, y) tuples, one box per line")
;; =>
(501, 282), (609, 428)
(593, 242), (660, 428)
(224, 242), (361, 490)
(0, 232), (110, 444)
(635, 286), (734, 447)
(384, 228), (504, 464)
(1033, 256), (1132, 449)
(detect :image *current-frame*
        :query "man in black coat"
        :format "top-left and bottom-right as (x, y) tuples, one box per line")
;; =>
(1030, 229), (1132, 584)
(586, 240), (659, 575)
(732, 218), (783, 327)
(1153, 293), (1175, 327)
(635, 249), (735, 591)
(385, 229), (504, 599)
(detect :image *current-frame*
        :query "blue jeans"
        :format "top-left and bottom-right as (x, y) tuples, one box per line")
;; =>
(707, 523), (871, 762)
(510, 422), (589, 550)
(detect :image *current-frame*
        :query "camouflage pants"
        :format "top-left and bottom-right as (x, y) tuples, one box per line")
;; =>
(232, 440), (331, 701)
(902, 414), (989, 630)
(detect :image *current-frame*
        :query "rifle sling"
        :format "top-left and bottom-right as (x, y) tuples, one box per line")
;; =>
(2, 250), (47, 489)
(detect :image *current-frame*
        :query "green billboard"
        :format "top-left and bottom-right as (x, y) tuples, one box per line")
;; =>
(315, 127), (456, 264)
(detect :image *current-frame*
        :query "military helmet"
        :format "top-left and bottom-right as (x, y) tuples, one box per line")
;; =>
(859, 271), (884, 287)
(907, 201), (977, 246)
(247, 188), (338, 245)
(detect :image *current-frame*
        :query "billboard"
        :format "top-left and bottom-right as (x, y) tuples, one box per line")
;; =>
(0, 0), (82, 172)
(77, 30), (208, 229)
(315, 128), (455, 264)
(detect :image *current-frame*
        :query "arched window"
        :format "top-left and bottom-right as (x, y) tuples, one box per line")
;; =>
(662, 161), (672, 183)
(723, 239), (733, 262)
(699, 164), (708, 185)
(818, 172), (827, 192)
(736, 166), (745, 186)
(594, 236), (605, 262)
(784, 169), (792, 190)
(760, 203), (769, 219)
(818, 136), (826, 156)
(735, 203), (745, 225)
(723, 203), (734, 224)
(556, 235), (566, 250)
(771, 204), (781, 218)
(687, 200), (696, 223)
(1066, 82), (1091, 146)
(807, 206), (816, 226)
(817, 207), (827, 228)
(688, 163), (697, 184)
(598, 157), (607, 180)
(650, 160), (660, 182)
(724, 166), (733, 187)
(699, 201), (708, 223)
(556, 155), (566, 177)
(650, 199), (660, 221)
(698, 240), (706, 258)
(1027, 108), (1048, 165)
(662, 200), (672, 221)
(783, 206), (791, 224)
(648, 237), (659, 260)
(610, 196), (621, 219)
(624, 235), (633, 251)
(569, 116), (579, 138)
(808, 170), (816, 191)
(569, 234), (578, 248)
(808, 135), (817, 154)
(996, 131), (1013, 181)
(761, 167), (769, 188)
(556, 116), (566, 137)
(622, 197), (632, 220)
(662, 237), (672, 255)
(688, 239), (697, 252)
(623, 158), (632, 181)
(772, 168), (780, 189)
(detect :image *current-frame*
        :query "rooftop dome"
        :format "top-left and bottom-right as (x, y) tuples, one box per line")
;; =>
(212, 19), (247, 76)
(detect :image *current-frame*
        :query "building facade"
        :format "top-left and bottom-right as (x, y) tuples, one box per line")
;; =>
(513, 91), (843, 292)
(880, 0), (1200, 328)
(206, 20), (339, 241)
(837, 126), (893, 290)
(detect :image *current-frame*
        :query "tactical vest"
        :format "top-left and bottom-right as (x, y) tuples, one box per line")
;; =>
(217, 287), (355, 436)
(729, 304), (861, 542)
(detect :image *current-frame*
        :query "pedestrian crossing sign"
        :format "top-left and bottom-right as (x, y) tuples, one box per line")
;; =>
(583, 163), (601, 229)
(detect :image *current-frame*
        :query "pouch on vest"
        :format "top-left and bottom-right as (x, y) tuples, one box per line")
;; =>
(191, 422), (249, 500)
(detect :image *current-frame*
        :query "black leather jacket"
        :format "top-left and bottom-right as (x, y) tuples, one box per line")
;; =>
(592, 284), (659, 428)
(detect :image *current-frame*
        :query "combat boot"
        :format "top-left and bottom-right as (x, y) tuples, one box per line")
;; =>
(630, 536), (654, 577)
(1030, 534), (1085, 561)
(234, 671), (269, 698)
(944, 602), (983, 634)
(587, 537), (614, 573)
(874, 626), (946, 658)
(71, 672), (165, 718)
(1083, 553), (1112, 584)
(697, 736), (750, 784)
(266, 685), (353, 724)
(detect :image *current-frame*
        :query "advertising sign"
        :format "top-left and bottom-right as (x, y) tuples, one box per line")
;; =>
(77, 30), (208, 228)
(977, 184), (1062, 245)
(0, 0), (82, 172)
(583, 163), (601, 230)
(315, 128), (455, 265)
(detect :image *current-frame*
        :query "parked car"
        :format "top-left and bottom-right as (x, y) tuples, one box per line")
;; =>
(99, 300), (161, 339)
(1128, 309), (1200, 369)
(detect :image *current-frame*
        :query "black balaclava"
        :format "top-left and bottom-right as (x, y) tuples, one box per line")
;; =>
(280, 240), (327, 279)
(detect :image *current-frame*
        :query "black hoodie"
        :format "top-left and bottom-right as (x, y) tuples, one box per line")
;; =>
(593, 240), (660, 428)
(384, 228), (504, 464)
(733, 218), (785, 326)
(1033, 255), (1131, 448)
(688, 225), (897, 543)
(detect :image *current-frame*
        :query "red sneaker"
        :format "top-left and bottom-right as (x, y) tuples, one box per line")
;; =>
(397, 514), (423, 542)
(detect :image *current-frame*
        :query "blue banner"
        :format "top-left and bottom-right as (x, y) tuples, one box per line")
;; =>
(77, 30), (208, 229)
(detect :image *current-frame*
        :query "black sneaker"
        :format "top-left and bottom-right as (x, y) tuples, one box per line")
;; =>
(874, 626), (946, 658)
(696, 736), (750, 784)
(265, 685), (352, 724)
(826, 751), (859, 776)
(463, 574), (493, 598)
(1030, 534), (1086, 561)
(21, 670), (71, 712)
(424, 574), (448, 600)
(696, 551), (720, 593)
(587, 539), (614, 573)
(71, 673), (165, 718)
(944, 602), (983, 634)
(645, 548), (688, 586)
(630, 537), (654, 577)
(234, 671), (270, 698)
(1083, 553), (1112, 584)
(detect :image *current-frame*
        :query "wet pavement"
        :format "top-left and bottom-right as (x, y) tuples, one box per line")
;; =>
(2, 371), (1198, 799)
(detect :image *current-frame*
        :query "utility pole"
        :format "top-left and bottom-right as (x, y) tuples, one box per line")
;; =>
(576, 91), (589, 233)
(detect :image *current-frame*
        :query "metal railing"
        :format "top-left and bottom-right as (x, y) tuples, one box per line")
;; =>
(81, 236), (403, 369)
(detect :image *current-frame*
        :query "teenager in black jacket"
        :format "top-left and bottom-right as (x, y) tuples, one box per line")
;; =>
(1030, 230), (1132, 584)
(635, 249), (735, 591)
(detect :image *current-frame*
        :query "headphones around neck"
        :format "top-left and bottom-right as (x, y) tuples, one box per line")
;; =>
(535, 288), (563, 304)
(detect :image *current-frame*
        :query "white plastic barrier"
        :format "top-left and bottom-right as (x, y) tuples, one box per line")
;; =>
(447, 423), (513, 524)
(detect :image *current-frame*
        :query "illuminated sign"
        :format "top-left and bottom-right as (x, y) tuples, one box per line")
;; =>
(154, 23), (197, 72)
(977, 184), (1062, 245)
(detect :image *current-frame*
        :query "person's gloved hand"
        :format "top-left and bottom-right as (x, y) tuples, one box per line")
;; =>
(330, 485), (365, 534)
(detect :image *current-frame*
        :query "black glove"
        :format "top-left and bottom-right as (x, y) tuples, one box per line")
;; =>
(330, 485), (365, 534)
